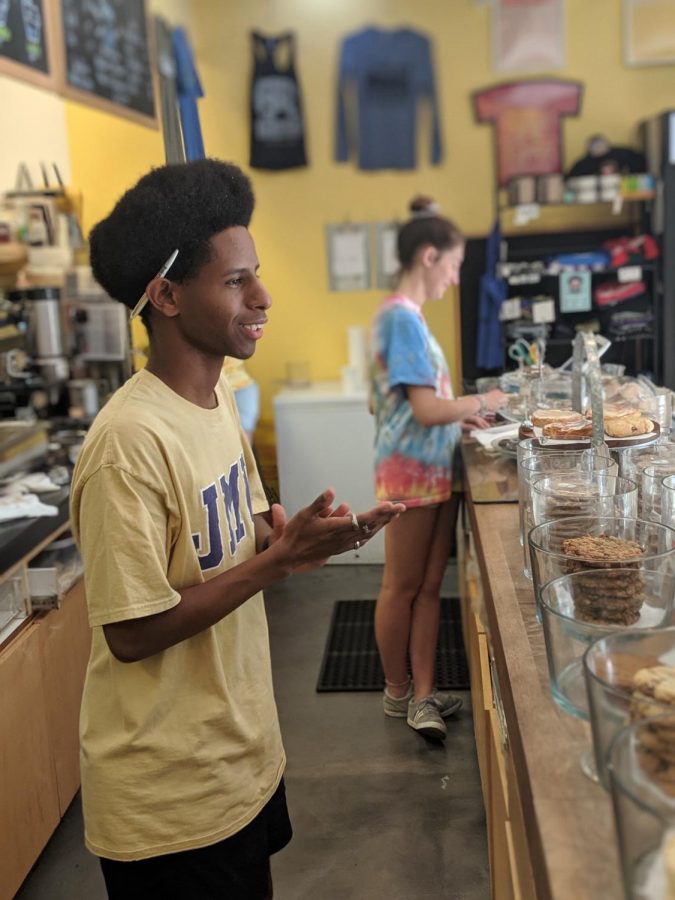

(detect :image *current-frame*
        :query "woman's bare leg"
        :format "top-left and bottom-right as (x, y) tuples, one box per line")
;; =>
(409, 496), (460, 700)
(375, 506), (439, 696)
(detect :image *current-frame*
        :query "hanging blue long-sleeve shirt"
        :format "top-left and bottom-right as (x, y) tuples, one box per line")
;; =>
(335, 27), (443, 171)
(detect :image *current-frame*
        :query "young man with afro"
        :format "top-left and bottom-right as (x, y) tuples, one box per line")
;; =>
(70, 158), (403, 899)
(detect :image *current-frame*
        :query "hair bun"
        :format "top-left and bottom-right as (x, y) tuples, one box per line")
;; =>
(409, 195), (439, 218)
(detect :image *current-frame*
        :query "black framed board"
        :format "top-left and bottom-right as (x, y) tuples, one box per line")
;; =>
(0, 0), (58, 88)
(59, 0), (157, 127)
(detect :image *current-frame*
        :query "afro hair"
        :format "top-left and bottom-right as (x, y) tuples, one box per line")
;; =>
(89, 159), (254, 314)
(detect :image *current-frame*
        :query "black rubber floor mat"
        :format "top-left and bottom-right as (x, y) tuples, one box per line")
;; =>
(316, 597), (469, 692)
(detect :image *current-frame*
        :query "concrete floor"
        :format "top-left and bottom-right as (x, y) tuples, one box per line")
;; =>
(16, 564), (489, 900)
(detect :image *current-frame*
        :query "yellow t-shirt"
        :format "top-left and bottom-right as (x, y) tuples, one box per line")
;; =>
(70, 369), (284, 861)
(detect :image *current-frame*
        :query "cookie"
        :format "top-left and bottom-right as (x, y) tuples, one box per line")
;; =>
(637, 746), (675, 797)
(562, 534), (644, 563)
(633, 666), (675, 699)
(561, 535), (646, 625)
(604, 415), (654, 438)
(576, 606), (640, 626)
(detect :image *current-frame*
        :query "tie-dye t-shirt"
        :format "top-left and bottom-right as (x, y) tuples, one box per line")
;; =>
(369, 294), (461, 508)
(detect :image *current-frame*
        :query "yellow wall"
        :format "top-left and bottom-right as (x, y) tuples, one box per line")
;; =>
(52, 0), (675, 418)
(63, 0), (194, 356)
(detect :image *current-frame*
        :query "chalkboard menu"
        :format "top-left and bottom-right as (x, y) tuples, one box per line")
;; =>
(60, 0), (156, 122)
(0, 0), (50, 75)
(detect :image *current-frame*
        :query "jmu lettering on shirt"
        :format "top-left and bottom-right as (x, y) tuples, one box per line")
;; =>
(193, 453), (255, 569)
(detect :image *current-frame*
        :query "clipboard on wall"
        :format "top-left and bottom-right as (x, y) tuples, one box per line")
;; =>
(375, 220), (400, 290)
(325, 222), (371, 291)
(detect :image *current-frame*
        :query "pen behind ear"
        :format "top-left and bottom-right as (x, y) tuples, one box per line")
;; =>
(129, 249), (180, 320)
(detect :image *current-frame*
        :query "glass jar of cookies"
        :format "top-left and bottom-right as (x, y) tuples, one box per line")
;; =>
(539, 572), (675, 783)
(528, 516), (675, 623)
(531, 473), (638, 528)
(519, 452), (618, 577)
(608, 712), (675, 899)
(584, 623), (675, 790)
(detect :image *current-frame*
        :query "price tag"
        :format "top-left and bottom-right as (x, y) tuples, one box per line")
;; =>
(513, 204), (541, 226)
(499, 297), (521, 321)
(618, 266), (642, 283)
(532, 298), (556, 324)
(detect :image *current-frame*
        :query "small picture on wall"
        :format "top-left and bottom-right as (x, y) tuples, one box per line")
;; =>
(559, 271), (592, 314)
(623, 0), (675, 66)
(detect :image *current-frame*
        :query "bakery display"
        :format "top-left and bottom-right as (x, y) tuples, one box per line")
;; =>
(528, 406), (657, 444)
(561, 534), (645, 625)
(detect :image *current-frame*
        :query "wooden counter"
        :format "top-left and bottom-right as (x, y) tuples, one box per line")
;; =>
(460, 443), (622, 900)
(0, 515), (90, 900)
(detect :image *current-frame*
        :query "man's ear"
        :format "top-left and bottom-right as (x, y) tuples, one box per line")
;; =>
(146, 277), (180, 319)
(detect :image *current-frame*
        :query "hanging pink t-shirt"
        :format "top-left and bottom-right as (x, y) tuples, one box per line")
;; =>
(474, 80), (582, 185)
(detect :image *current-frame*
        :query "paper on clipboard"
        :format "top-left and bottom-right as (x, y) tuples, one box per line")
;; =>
(375, 221), (399, 289)
(326, 223), (370, 291)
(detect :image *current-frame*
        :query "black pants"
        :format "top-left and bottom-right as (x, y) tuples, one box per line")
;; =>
(99, 779), (292, 900)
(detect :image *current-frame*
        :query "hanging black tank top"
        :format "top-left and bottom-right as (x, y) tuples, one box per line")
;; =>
(249, 31), (307, 170)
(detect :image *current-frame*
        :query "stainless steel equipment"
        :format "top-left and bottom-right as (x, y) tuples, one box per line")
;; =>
(7, 287), (69, 382)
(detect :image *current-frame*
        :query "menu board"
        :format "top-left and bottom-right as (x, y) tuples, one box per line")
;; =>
(60, 0), (156, 124)
(0, 0), (53, 85)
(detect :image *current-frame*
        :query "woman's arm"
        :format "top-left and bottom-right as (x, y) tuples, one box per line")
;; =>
(407, 386), (506, 427)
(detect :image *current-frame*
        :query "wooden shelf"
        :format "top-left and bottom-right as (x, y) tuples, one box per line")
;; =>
(499, 202), (639, 236)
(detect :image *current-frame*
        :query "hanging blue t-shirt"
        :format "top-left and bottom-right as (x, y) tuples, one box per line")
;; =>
(335, 27), (443, 171)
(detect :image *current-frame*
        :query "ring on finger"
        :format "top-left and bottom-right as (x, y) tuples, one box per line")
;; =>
(362, 523), (371, 535)
(350, 512), (359, 530)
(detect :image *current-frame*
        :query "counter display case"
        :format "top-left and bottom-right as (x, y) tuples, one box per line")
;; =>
(459, 441), (623, 899)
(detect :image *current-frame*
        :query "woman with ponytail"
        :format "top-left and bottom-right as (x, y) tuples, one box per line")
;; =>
(369, 197), (506, 740)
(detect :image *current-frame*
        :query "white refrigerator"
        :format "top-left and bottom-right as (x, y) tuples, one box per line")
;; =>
(273, 382), (385, 564)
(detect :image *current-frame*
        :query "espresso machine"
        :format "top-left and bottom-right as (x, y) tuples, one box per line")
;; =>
(0, 286), (69, 418)
(0, 275), (132, 420)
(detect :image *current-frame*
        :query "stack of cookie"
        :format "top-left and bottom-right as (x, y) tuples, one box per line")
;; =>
(630, 665), (675, 798)
(561, 534), (645, 625)
(536, 480), (604, 525)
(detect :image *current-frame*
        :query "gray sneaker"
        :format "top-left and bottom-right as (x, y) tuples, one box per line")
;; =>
(384, 686), (462, 719)
(407, 696), (447, 740)
(432, 690), (463, 718)
(383, 684), (414, 718)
